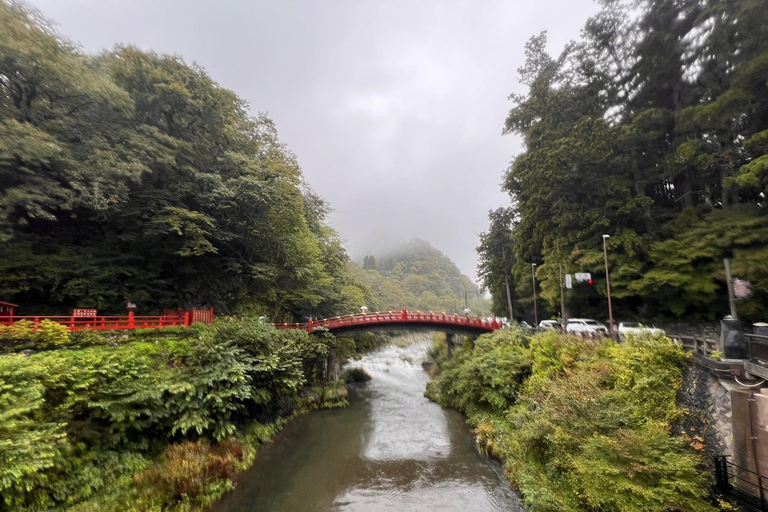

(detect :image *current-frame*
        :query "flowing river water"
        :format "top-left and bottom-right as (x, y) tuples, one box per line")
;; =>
(211, 339), (524, 512)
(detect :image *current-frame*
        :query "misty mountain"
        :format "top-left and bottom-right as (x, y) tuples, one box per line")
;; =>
(349, 239), (490, 315)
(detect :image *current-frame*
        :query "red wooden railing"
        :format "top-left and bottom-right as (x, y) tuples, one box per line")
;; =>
(275, 309), (503, 333)
(0, 308), (214, 331)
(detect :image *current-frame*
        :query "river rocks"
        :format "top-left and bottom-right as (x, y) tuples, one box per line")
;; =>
(345, 367), (372, 383)
(323, 384), (348, 403)
(299, 382), (350, 408)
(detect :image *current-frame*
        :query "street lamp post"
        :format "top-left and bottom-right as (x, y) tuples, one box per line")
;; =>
(602, 235), (614, 338)
(531, 263), (538, 330)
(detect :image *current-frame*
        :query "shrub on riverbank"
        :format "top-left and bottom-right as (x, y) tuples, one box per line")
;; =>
(426, 329), (716, 512)
(0, 318), (343, 511)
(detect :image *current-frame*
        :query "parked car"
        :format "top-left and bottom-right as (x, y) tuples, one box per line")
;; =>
(618, 322), (664, 337)
(519, 321), (534, 330)
(539, 319), (562, 331)
(565, 318), (609, 335)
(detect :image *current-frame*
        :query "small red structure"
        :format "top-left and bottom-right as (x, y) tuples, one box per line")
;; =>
(0, 301), (17, 318)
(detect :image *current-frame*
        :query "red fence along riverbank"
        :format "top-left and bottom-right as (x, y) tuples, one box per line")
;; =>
(0, 308), (214, 331)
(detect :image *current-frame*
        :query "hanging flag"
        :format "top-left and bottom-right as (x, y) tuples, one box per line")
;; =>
(734, 279), (752, 299)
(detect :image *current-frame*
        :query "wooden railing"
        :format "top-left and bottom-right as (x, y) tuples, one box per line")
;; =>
(0, 308), (214, 331)
(669, 334), (719, 358)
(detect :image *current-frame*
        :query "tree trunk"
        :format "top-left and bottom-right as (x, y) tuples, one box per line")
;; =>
(504, 277), (514, 320)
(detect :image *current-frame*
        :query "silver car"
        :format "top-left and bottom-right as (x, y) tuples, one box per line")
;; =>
(618, 322), (664, 337)
(539, 319), (562, 331)
(565, 318), (609, 334)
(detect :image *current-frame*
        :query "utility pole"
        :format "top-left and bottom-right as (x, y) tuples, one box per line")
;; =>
(724, 258), (738, 319)
(559, 263), (567, 324)
(602, 235), (614, 338)
(501, 246), (514, 320)
(531, 263), (538, 329)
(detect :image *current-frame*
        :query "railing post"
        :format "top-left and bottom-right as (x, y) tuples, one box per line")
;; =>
(184, 312), (191, 327)
(714, 456), (731, 492)
(128, 310), (135, 329)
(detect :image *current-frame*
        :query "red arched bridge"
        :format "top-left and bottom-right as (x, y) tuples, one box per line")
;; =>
(275, 309), (504, 336)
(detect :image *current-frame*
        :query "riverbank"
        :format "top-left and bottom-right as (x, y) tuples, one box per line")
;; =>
(425, 328), (719, 512)
(0, 318), (347, 512)
(63, 390), (347, 512)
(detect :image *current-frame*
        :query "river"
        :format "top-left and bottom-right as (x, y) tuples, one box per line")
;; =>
(211, 339), (524, 512)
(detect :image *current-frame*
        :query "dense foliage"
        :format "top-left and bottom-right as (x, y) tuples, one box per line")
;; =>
(351, 239), (490, 314)
(0, 319), (343, 511)
(478, 0), (768, 321)
(426, 329), (715, 512)
(0, 2), (372, 320)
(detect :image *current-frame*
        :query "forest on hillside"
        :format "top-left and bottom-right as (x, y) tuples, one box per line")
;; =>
(350, 239), (490, 315)
(0, 2), (373, 321)
(479, 0), (768, 322)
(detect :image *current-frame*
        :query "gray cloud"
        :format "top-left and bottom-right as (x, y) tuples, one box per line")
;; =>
(29, 0), (599, 281)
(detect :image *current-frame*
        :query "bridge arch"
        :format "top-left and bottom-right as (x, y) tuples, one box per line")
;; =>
(275, 309), (503, 337)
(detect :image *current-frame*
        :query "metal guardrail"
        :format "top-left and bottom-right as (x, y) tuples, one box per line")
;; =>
(746, 334), (768, 363)
(715, 455), (768, 511)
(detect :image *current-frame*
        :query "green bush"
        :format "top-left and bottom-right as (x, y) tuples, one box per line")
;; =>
(0, 317), (336, 511)
(134, 439), (243, 506)
(69, 330), (112, 348)
(427, 330), (716, 512)
(425, 328), (531, 415)
(33, 320), (70, 349)
(128, 326), (189, 341)
(0, 320), (70, 351)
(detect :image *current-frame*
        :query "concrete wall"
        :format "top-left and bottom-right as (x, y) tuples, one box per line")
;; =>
(731, 388), (768, 497)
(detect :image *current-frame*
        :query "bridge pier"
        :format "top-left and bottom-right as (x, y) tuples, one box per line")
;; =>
(446, 333), (454, 358)
(328, 340), (338, 381)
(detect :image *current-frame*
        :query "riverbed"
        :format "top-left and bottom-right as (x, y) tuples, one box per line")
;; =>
(211, 340), (524, 512)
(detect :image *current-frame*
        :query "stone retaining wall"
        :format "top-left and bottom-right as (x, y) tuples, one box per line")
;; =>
(678, 363), (736, 458)
(660, 322), (721, 340)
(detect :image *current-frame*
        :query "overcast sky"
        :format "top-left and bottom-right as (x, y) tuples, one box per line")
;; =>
(29, 0), (599, 283)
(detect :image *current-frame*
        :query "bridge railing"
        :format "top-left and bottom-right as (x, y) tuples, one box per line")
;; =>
(0, 308), (214, 331)
(668, 334), (719, 358)
(275, 310), (502, 332)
